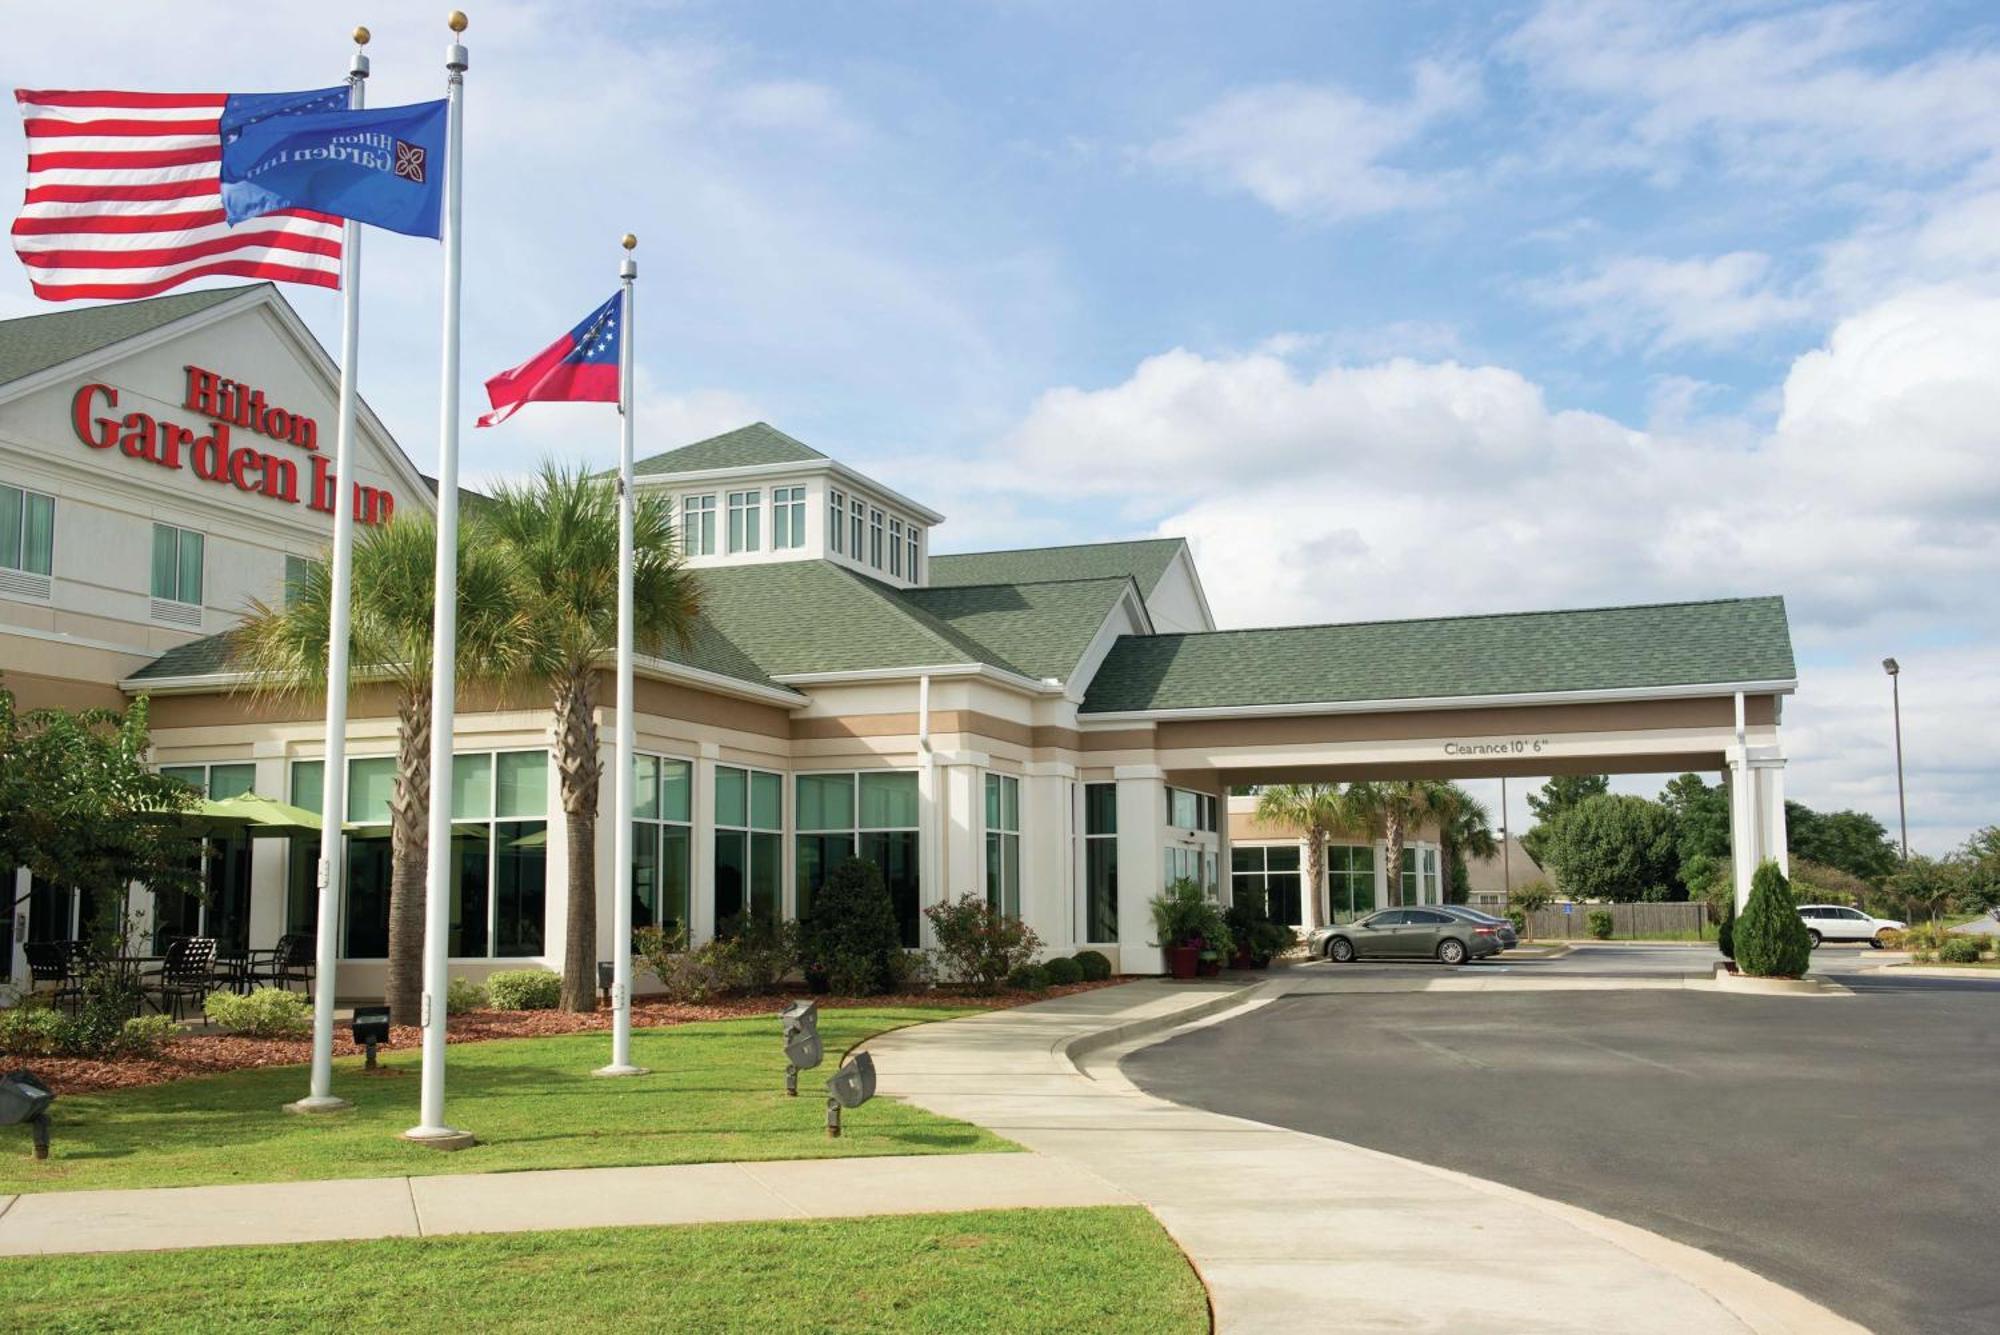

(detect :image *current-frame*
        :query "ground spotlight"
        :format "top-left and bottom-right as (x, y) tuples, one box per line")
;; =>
(0, 1070), (54, 1160)
(825, 1051), (876, 1138)
(352, 1006), (391, 1070)
(781, 1000), (822, 1096)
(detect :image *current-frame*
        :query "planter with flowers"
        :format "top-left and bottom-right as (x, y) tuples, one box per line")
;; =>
(1149, 879), (1234, 981)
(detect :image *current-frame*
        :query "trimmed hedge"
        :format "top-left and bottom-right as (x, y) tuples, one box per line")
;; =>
(486, 969), (562, 1010)
(1044, 956), (1083, 986)
(1735, 861), (1812, 978)
(1073, 950), (1112, 981)
(205, 987), (311, 1037)
(1939, 936), (1983, 964)
(1007, 963), (1052, 992)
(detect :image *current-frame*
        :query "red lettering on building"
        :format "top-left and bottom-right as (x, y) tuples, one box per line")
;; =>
(73, 383), (119, 449)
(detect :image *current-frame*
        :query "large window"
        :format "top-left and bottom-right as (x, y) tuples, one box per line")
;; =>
(1083, 782), (1117, 943)
(772, 486), (805, 550)
(632, 754), (693, 941)
(1326, 844), (1376, 922)
(868, 508), (884, 568)
(1166, 787), (1216, 832)
(888, 517), (904, 577)
(292, 752), (547, 959)
(1232, 844), (1301, 926)
(1395, 845), (1438, 906)
(796, 771), (921, 946)
(0, 483), (54, 579)
(906, 526), (920, 583)
(726, 489), (761, 553)
(157, 762), (256, 954)
(681, 494), (716, 556)
(850, 497), (864, 559)
(984, 773), (1020, 918)
(828, 489), (845, 554)
(715, 765), (782, 932)
(151, 522), (203, 604)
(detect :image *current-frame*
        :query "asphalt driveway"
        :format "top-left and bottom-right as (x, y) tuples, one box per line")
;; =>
(1123, 972), (2000, 1335)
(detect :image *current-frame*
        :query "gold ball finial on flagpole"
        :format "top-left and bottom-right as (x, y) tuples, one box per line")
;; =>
(354, 26), (370, 45)
(622, 233), (638, 251)
(448, 10), (468, 32)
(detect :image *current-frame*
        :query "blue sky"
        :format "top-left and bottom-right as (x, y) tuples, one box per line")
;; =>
(6, 1), (1997, 852)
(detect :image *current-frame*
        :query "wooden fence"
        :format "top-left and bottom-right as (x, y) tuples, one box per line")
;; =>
(1520, 901), (1711, 940)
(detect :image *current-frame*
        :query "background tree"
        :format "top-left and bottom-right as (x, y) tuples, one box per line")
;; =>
(235, 516), (529, 1025)
(1541, 793), (1680, 902)
(1344, 781), (1434, 906)
(1958, 827), (2000, 911)
(1251, 784), (1351, 932)
(1885, 855), (1968, 924)
(1520, 774), (1609, 869)
(0, 689), (203, 935)
(1659, 772), (1731, 891)
(1786, 803), (1898, 885)
(485, 464), (698, 1012)
(1423, 781), (1495, 904)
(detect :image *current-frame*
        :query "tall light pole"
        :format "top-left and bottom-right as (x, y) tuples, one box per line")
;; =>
(1882, 658), (1908, 860)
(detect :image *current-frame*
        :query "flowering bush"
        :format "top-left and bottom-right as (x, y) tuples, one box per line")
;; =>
(925, 894), (1042, 994)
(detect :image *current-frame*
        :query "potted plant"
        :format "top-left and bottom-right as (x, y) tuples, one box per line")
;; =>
(1151, 880), (1232, 981)
(1224, 902), (1294, 969)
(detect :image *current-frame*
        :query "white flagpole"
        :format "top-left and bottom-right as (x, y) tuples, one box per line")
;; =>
(597, 234), (646, 1078)
(286, 26), (370, 1118)
(406, 10), (472, 1149)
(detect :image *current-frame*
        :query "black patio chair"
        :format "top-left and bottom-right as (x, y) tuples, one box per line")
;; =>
(151, 937), (217, 1022)
(22, 943), (82, 1014)
(251, 933), (316, 998)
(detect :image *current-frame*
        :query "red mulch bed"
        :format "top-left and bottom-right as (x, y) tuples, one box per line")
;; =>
(19, 978), (1128, 1095)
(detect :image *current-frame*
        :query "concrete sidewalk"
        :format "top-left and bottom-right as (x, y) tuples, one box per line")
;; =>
(0, 1152), (1128, 1257)
(862, 978), (1861, 1334)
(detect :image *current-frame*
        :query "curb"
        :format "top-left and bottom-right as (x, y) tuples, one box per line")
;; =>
(1056, 983), (1264, 1074)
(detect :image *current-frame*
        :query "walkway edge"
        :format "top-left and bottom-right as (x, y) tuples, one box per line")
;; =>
(1055, 983), (1268, 1075)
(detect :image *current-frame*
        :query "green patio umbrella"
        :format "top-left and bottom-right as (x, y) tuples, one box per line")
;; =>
(183, 792), (340, 837)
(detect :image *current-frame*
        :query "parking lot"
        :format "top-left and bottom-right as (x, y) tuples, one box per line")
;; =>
(1123, 949), (2000, 1335)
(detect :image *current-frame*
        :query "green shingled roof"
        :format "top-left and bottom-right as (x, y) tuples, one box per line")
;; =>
(929, 538), (1185, 596)
(1079, 597), (1795, 714)
(126, 631), (241, 682)
(632, 423), (825, 477)
(0, 285), (253, 388)
(896, 577), (1136, 683)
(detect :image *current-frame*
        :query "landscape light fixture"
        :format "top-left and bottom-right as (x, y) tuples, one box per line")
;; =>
(0, 1070), (54, 1160)
(781, 1000), (822, 1097)
(597, 961), (615, 1010)
(824, 1051), (877, 1138)
(351, 1006), (391, 1071)
(1883, 657), (1909, 859)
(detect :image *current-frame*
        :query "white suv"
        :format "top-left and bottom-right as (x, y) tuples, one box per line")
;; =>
(1796, 904), (1905, 948)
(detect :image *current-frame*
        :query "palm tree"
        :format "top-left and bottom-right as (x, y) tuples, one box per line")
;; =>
(1344, 781), (1435, 906)
(483, 463), (698, 1013)
(1251, 784), (1353, 933)
(235, 515), (530, 1024)
(1424, 781), (1496, 904)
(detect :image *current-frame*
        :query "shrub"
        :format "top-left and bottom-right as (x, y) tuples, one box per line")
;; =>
(1887, 921), (1955, 953)
(1734, 861), (1812, 978)
(801, 857), (905, 996)
(710, 917), (799, 995)
(886, 947), (936, 994)
(1588, 910), (1614, 940)
(118, 1014), (179, 1057)
(1504, 907), (1527, 934)
(1073, 950), (1112, 981)
(205, 987), (311, 1037)
(446, 976), (488, 1015)
(1148, 879), (1233, 959)
(0, 1006), (67, 1057)
(486, 969), (562, 1011)
(926, 894), (1043, 994)
(1007, 963), (1051, 991)
(1223, 902), (1295, 962)
(1044, 955), (1083, 986)
(652, 948), (726, 1003)
(1717, 895), (1736, 961)
(1508, 882), (1555, 914)
(1938, 936), (1983, 964)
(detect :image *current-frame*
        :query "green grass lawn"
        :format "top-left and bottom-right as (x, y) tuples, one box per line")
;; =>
(0, 1008), (1009, 1195)
(0, 1207), (1209, 1334)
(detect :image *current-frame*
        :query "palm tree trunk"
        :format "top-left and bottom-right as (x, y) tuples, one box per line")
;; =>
(385, 690), (431, 1026)
(1386, 813), (1407, 907)
(1301, 822), (1325, 933)
(554, 668), (601, 1013)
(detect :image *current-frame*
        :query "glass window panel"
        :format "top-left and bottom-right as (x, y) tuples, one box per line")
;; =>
(659, 826), (691, 938)
(151, 523), (177, 599)
(859, 771), (917, 828)
(1085, 783), (1117, 835)
(160, 764), (206, 792)
(1267, 844), (1300, 872)
(291, 760), (324, 816)
(0, 485), (20, 569)
(715, 766), (747, 829)
(660, 758), (692, 823)
(750, 770), (782, 831)
(632, 754), (660, 821)
(860, 829), (921, 948)
(795, 832), (854, 920)
(749, 831), (782, 923)
(287, 835), (318, 935)
(449, 824), (491, 957)
(495, 821), (547, 956)
(178, 529), (203, 604)
(796, 773), (854, 832)
(1085, 839), (1118, 942)
(632, 822), (659, 932)
(496, 751), (547, 818)
(208, 763), (256, 800)
(21, 491), (53, 575)
(714, 829), (747, 928)
(343, 827), (393, 957)
(348, 756), (396, 823)
(1232, 847), (1264, 874)
(1171, 789), (1198, 829)
(985, 774), (1001, 829)
(1002, 777), (1019, 830)
(451, 752), (493, 820)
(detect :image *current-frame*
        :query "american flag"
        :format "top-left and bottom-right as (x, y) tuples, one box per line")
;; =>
(11, 88), (345, 302)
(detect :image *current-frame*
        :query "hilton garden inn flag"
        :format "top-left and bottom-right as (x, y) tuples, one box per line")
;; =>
(220, 97), (447, 240)
(476, 293), (623, 427)
(11, 86), (348, 300)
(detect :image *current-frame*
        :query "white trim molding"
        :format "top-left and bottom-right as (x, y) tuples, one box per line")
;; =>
(1078, 678), (1800, 725)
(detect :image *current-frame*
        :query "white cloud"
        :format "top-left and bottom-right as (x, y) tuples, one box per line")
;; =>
(1531, 251), (1814, 351)
(1146, 61), (1480, 220)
